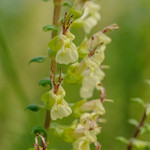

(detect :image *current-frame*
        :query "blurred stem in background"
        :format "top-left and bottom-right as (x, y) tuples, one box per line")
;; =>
(0, 24), (29, 105)
(44, 0), (62, 130)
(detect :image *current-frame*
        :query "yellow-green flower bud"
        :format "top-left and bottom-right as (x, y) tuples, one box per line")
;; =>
(41, 85), (72, 120)
(56, 31), (78, 65)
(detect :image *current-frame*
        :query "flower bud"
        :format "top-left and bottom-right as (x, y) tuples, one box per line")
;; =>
(56, 31), (78, 65)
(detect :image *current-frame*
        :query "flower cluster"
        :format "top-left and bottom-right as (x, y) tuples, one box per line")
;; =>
(28, 0), (119, 150)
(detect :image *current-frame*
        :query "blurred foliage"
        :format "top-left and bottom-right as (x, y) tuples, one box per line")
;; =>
(0, 0), (150, 150)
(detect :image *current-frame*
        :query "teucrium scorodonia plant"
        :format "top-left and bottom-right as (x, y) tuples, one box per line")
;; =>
(27, 0), (119, 149)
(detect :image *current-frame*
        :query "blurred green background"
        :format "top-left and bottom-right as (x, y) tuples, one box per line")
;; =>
(0, 0), (150, 150)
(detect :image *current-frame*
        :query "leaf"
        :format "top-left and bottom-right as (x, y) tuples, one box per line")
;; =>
(25, 104), (43, 112)
(132, 139), (150, 149)
(63, 2), (73, 8)
(116, 137), (128, 144)
(145, 79), (150, 85)
(128, 119), (139, 127)
(140, 123), (150, 135)
(29, 56), (47, 64)
(131, 98), (145, 107)
(32, 126), (47, 136)
(42, 0), (50, 2)
(43, 25), (58, 32)
(39, 77), (52, 87)
(140, 127), (147, 135)
(146, 103), (150, 116)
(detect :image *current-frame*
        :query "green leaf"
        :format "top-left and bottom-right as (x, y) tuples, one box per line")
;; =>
(42, 0), (50, 2)
(39, 77), (52, 87)
(32, 126), (47, 136)
(43, 25), (58, 32)
(29, 56), (47, 64)
(116, 137), (128, 144)
(145, 79), (150, 85)
(63, 2), (73, 8)
(131, 98), (145, 107)
(140, 127), (147, 135)
(132, 139), (150, 149)
(25, 104), (43, 112)
(128, 119), (139, 127)
(146, 103), (150, 116)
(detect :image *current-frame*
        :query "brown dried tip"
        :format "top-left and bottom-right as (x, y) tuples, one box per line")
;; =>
(98, 83), (106, 103)
(95, 141), (101, 150)
(62, 12), (73, 35)
(51, 68), (63, 94)
(102, 24), (119, 33)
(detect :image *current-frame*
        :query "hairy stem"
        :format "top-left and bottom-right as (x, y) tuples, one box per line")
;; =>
(127, 111), (147, 150)
(44, 0), (62, 130)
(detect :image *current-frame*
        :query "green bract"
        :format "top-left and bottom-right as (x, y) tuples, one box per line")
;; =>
(73, 1), (101, 34)
(56, 31), (78, 65)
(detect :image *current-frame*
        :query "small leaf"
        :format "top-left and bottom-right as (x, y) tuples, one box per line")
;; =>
(128, 119), (139, 127)
(145, 79), (150, 85)
(131, 98), (145, 107)
(63, 2), (73, 8)
(32, 126), (47, 136)
(116, 137), (128, 144)
(146, 103), (150, 116)
(132, 139), (150, 149)
(140, 127), (147, 135)
(42, 0), (50, 2)
(43, 25), (58, 32)
(29, 56), (47, 64)
(39, 77), (52, 87)
(25, 104), (43, 112)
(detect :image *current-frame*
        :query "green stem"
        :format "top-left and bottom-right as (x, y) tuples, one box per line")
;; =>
(44, 0), (62, 130)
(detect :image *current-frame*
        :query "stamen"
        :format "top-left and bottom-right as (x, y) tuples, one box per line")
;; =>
(88, 41), (104, 57)
(62, 12), (73, 35)
(89, 119), (95, 130)
(33, 133), (48, 150)
(51, 68), (63, 94)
